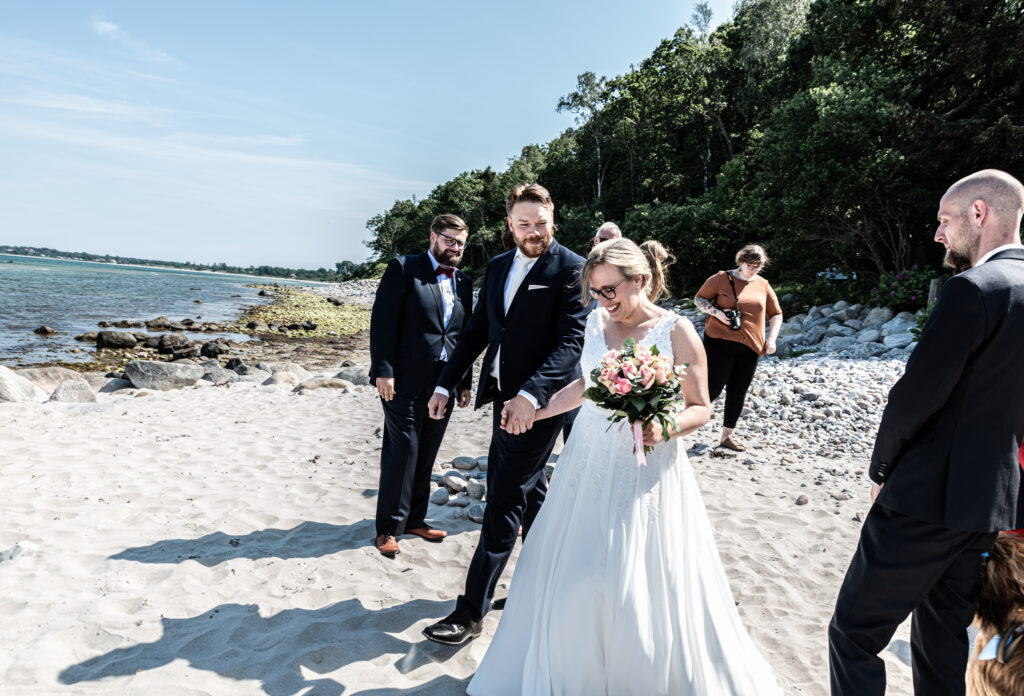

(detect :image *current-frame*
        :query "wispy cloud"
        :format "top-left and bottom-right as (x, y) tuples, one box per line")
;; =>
(0, 90), (174, 126)
(167, 132), (306, 147)
(88, 18), (180, 66)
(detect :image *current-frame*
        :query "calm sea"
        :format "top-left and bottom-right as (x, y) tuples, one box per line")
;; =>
(0, 254), (309, 368)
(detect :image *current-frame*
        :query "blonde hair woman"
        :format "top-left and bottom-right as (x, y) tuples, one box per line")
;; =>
(466, 238), (782, 695)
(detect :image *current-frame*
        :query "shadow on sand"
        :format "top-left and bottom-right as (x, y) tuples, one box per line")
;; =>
(59, 598), (473, 695)
(110, 519), (470, 567)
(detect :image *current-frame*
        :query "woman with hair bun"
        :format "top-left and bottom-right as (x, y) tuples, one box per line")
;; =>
(694, 244), (783, 452)
(467, 238), (782, 695)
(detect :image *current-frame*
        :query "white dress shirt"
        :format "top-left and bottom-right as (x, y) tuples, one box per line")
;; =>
(427, 251), (456, 361)
(975, 242), (1024, 267)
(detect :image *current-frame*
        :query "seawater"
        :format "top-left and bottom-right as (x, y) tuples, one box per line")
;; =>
(0, 254), (309, 368)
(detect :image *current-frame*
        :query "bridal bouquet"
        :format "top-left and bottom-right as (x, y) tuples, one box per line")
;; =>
(583, 337), (687, 465)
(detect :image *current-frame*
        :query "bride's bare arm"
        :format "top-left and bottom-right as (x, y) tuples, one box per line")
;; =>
(501, 377), (585, 431)
(642, 317), (711, 444)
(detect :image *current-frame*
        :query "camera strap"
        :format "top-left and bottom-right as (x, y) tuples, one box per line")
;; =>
(725, 271), (741, 313)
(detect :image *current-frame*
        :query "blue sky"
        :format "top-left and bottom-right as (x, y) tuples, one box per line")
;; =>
(0, 1), (734, 268)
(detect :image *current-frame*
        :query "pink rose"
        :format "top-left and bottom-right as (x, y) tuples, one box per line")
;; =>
(616, 378), (632, 395)
(639, 365), (656, 390)
(621, 361), (638, 378)
(654, 364), (670, 385)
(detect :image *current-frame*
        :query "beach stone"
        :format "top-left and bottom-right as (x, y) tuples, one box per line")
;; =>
(201, 368), (238, 386)
(821, 336), (856, 352)
(825, 324), (856, 338)
(843, 319), (864, 331)
(246, 320), (270, 332)
(97, 321), (111, 327)
(429, 488), (451, 505)
(124, 360), (204, 391)
(292, 378), (354, 393)
(171, 345), (201, 360)
(17, 367), (88, 393)
(882, 332), (915, 349)
(82, 373), (107, 390)
(145, 316), (172, 330)
(157, 334), (190, 353)
(33, 326), (56, 335)
(98, 378), (133, 393)
(96, 331), (138, 349)
(468, 503), (486, 523)
(777, 322), (803, 338)
(856, 328), (882, 343)
(200, 341), (229, 358)
(0, 366), (48, 403)
(168, 322), (186, 331)
(452, 456), (478, 471)
(466, 479), (486, 499)
(880, 316), (916, 337)
(224, 358), (245, 370)
(48, 381), (96, 403)
(273, 362), (311, 381)
(74, 332), (99, 342)
(842, 342), (889, 359)
(863, 307), (894, 326)
(475, 456), (488, 472)
(333, 366), (371, 386)
(443, 471), (468, 493)
(796, 495), (810, 505)
(801, 326), (827, 345)
(262, 372), (298, 386)
(447, 495), (471, 507)
(832, 300), (851, 311)
(235, 364), (270, 376)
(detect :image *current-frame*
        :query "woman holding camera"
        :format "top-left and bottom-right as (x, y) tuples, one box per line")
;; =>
(694, 244), (782, 451)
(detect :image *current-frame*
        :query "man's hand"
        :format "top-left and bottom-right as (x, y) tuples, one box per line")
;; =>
(458, 389), (472, 408)
(503, 395), (536, 435)
(376, 377), (395, 401)
(870, 482), (884, 505)
(765, 337), (777, 355)
(427, 392), (449, 420)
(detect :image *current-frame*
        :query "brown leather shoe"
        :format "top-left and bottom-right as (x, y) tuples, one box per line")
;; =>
(374, 533), (400, 557)
(405, 525), (447, 542)
(719, 436), (747, 452)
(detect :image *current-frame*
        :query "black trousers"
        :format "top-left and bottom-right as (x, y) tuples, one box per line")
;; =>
(375, 363), (454, 537)
(456, 401), (564, 621)
(703, 335), (760, 429)
(829, 504), (997, 696)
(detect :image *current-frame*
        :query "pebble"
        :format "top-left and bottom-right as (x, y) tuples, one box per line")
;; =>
(796, 495), (810, 505)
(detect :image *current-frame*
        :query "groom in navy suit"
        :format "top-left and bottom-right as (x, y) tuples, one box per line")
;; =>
(369, 214), (474, 558)
(422, 183), (590, 644)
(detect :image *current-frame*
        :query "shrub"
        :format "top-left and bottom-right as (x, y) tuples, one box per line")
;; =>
(869, 266), (946, 312)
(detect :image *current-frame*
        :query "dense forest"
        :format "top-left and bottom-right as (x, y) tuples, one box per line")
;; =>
(363, 0), (1024, 308)
(0, 245), (378, 282)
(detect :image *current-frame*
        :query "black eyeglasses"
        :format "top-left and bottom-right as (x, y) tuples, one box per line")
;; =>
(588, 278), (627, 300)
(436, 231), (467, 250)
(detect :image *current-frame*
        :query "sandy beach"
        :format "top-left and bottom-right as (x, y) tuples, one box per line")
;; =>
(0, 348), (917, 695)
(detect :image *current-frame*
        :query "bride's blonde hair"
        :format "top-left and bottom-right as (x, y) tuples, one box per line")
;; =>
(581, 238), (673, 304)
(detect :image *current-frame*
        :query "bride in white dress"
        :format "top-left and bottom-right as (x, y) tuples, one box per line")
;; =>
(466, 239), (781, 696)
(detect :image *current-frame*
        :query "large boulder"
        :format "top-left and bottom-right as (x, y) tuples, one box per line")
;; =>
(17, 367), (88, 394)
(332, 365), (370, 385)
(123, 360), (204, 391)
(862, 307), (894, 327)
(262, 372), (298, 386)
(96, 331), (138, 349)
(272, 362), (311, 381)
(145, 316), (172, 330)
(48, 381), (97, 403)
(856, 328), (882, 344)
(801, 326), (827, 346)
(776, 322), (804, 339)
(201, 368), (238, 386)
(157, 334), (191, 354)
(880, 316), (916, 337)
(98, 378), (134, 393)
(200, 342), (229, 359)
(0, 366), (48, 403)
(821, 336), (857, 352)
(882, 332), (916, 349)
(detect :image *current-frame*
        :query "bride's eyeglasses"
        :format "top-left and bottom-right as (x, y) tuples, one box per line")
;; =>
(588, 278), (627, 300)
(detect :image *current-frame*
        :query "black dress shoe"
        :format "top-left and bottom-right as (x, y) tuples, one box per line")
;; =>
(491, 597), (506, 610)
(422, 607), (481, 646)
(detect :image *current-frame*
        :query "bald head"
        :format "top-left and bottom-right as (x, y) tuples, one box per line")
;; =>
(594, 221), (622, 246)
(943, 169), (1024, 239)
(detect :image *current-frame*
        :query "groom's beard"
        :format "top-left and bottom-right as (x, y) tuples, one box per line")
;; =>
(515, 234), (551, 259)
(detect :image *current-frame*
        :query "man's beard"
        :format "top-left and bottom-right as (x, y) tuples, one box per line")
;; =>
(943, 229), (979, 271)
(432, 243), (462, 266)
(515, 234), (551, 259)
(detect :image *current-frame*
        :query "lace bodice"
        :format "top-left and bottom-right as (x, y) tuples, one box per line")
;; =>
(581, 309), (678, 390)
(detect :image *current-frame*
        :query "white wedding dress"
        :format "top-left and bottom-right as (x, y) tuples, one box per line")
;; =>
(466, 310), (781, 696)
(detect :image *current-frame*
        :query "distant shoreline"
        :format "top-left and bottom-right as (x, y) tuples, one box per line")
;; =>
(0, 253), (335, 286)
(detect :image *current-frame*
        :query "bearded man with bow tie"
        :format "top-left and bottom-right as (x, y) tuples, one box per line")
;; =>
(368, 214), (474, 558)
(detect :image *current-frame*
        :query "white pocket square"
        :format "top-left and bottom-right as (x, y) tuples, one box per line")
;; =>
(528, 284), (548, 290)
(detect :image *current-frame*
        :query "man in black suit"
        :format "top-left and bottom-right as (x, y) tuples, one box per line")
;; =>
(369, 214), (474, 558)
(421, 183), (589, 644)
(829, 169), (1024, 695)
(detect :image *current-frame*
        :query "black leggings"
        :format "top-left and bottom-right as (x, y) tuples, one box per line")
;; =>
(703, 335), (760, 429)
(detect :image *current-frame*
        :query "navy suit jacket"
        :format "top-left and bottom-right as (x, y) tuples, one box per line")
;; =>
(438, 239), (589, 409)
(369, 253), (473, 399)
(871, 248), (1024, 532)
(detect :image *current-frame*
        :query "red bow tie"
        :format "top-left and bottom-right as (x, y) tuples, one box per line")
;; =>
(435, 266), (454, 278)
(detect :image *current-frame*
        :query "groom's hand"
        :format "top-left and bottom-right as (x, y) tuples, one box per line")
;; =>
(504, 395), (536, 435)
(427, 393), (449, 420)
(870, 482), (884, 505)
(458, 389), (472, 408)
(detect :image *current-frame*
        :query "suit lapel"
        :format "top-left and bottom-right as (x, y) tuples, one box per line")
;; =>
(493, 251), (516, 322)
(418, 253), (445, 327)
(506, 240), (557, 317)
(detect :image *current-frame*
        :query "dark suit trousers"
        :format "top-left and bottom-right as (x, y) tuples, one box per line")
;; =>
(456, 399), (564, 621)
(375, 363), (454, 536)
(829, 505), (997, 696)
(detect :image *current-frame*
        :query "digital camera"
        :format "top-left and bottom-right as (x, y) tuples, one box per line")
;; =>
(724, 308), (742, 331)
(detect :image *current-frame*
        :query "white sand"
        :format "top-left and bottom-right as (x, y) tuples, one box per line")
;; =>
(0, 378), (914, 695)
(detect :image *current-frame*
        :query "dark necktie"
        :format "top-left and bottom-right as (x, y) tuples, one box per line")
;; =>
(435, 266), (454, 278)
